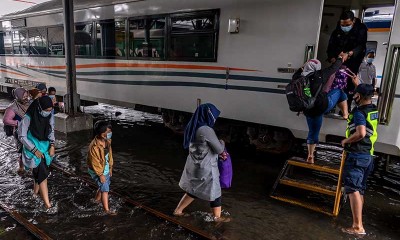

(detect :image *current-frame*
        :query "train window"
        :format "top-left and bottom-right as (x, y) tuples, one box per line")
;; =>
(129, 18), (165, 59)
(0, 32), (13, 55)
(12, 30), (28, 55)
(48, 26), (65, 56)
(171, 15), (215, 32)
(28, 28), (47, 56)
(169, 11), (218, 61)
(75, 23), (94, 56)
(96, 20), (126, 57)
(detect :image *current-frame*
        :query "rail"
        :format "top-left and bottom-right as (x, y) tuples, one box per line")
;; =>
(0, 140), (215, 240)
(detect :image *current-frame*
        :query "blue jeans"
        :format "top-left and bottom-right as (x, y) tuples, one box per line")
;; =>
(306, 89), (348, 144)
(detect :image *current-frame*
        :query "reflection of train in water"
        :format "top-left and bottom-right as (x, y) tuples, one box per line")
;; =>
(0, 0), (400, 157)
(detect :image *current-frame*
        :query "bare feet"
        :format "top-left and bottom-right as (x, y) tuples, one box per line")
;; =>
(173, 211), (190, 217)
(214, 216), (231, 223)
(342, 227), (366, 236)
(105, 210), (117, 216)
(306, 156), (314, 164)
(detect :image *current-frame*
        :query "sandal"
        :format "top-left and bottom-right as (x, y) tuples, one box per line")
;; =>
(105, 210), (117, 216)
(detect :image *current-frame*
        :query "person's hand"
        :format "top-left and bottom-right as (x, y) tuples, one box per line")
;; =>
(330, 58), (337, 63)
(109, 168), (113, 177)
(339, 52), (349, 62)
(49, 145), (55, 157)
(351, 75), (359, 85)
(100, 175), (106, 183)
(341, 139), (348, 147)
(34, 150), (44, 159)
(219, 151), (228, 160)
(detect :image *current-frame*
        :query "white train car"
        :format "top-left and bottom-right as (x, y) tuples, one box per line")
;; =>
(0, 0), (400, 156)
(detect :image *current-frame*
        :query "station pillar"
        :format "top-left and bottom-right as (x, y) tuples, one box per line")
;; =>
(54, 0), (93, 133)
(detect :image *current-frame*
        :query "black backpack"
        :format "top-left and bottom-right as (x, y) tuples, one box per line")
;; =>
(285, 74), (322, 113)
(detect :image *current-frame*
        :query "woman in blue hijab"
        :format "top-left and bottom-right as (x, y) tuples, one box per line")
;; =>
(174, 103), (230, 223)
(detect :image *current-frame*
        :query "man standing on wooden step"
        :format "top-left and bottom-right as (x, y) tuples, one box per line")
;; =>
(341, 81), (378, 236)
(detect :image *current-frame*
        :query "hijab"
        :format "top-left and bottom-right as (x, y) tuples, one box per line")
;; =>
(301, 59), (321, 77)
(183, 103), (221, 149)
(9, 88), (29, 119)
(25, 96), (53, 141)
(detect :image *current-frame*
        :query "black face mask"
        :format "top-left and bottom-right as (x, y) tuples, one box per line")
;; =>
(354, 95), (362, 106)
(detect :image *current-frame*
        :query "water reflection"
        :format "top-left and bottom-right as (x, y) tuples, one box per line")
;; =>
(0, 101), (399, 239)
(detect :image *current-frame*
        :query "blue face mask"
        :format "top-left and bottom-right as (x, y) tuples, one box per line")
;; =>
(341, 25), (353, 33)
(106, 132), (112, 140)
(367, 58), (374, 64)
(40, 110), (51, 118)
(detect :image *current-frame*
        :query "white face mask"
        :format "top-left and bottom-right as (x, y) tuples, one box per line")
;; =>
(40, 110), (51, 118)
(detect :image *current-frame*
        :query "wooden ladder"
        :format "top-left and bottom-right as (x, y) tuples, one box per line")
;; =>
(270, 151), (346, 216)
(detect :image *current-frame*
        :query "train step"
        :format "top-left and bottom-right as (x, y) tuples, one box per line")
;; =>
(270, 151), (347, 217)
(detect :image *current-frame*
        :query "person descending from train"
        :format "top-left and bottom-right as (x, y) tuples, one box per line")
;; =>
(3, 88), (30, 174)
(18, 96), (55, 210)
(87, 121), (116, 215)
(341, 76), (378, 236)
(293, 52), (349, 164)
(327, 10), (368, 108)
(174, 103), (231, 223)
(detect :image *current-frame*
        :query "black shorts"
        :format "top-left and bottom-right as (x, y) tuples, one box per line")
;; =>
(32, 159), (50, 184)
(186, 192), (222, 208)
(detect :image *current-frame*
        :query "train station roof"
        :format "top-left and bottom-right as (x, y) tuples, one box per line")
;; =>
(1, 0), (145, 20)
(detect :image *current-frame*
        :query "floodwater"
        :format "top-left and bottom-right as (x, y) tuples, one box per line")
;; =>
(0, 97), (399, 240)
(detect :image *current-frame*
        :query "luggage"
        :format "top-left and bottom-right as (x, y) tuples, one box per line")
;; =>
(285, 74), (322, 112)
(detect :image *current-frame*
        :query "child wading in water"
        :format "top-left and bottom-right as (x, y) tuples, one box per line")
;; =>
(87, 121), (116, 215)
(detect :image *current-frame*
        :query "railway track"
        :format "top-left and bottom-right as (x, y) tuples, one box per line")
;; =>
(0, 139), (215, 240)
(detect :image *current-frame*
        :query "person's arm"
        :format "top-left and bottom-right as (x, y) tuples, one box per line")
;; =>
(3, 108), (18, 127)
(341, 111), (367, 146)
(18, 116), (36, 152)
(321, 58), (343, 83)
(108, 141), (113, 176)
(89, 146), (105, 177)
(48, 114), (55, 144)
(203, 127), (224, 154)
(342, 125), (366, 146)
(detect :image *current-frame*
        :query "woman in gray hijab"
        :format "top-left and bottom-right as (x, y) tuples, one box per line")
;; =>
(174, 103), (230, 223)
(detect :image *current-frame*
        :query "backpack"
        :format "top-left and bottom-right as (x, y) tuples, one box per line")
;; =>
(285, 74), (322, 112)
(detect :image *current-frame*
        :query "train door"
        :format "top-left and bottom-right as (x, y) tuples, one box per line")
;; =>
(378, 1), (400, 125)
(316, 0), (396, 111)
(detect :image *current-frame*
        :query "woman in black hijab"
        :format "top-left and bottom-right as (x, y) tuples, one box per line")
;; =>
(19, 96), (55, 210)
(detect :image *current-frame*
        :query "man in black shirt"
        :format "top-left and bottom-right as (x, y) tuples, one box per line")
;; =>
(327, 11), (368, 106)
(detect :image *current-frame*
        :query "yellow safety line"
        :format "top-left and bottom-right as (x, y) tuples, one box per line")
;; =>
(271, 196), (334, 216)
(287, 160), (340, 175)
(333, 152), (346, 216)
(280, 179), (336, 196)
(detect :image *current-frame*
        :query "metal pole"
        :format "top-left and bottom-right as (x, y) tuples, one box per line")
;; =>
(62, 0), (79, 115)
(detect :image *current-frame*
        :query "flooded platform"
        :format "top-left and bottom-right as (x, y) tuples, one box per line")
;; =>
(0, 96), (400, 240)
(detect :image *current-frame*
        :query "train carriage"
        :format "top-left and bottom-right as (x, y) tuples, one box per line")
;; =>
(0, 0), (400, 156)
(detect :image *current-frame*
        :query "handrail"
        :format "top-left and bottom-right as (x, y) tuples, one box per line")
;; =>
(304, 45), (315, 62)
(378, 45), (400, 124)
